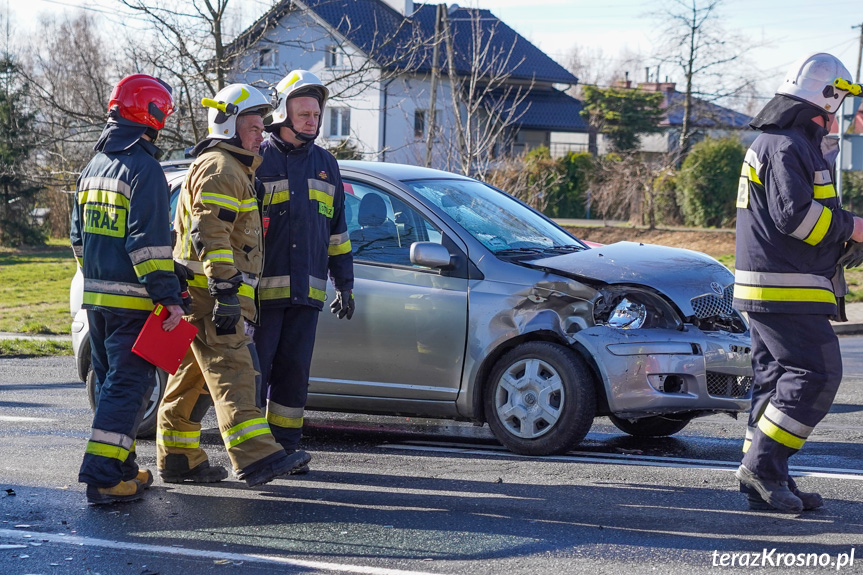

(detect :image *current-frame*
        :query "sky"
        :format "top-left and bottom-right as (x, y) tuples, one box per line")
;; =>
(4, 0), (863, 103)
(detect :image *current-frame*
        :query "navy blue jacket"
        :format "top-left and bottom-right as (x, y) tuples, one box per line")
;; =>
(70, 137), (181, 315)
(256, 136), (353, 310)
(734, 120), (854, 315)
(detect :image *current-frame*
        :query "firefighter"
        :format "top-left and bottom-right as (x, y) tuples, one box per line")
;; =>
(733, 52), (863, 513)
(157, 83), (311, 487)
(71, 74), (186, 505)
(253, 70), (354, 469)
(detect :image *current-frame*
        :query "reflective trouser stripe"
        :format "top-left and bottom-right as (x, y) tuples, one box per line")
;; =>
(85, 441), (130, 462)
(266, 401), (304, 429)
(222, 418), (272, 449)
(742, 425), (757, 453)
(756, 403), (812, 450)
(156, 429), (201, 449)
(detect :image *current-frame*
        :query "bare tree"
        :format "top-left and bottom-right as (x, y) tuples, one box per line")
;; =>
(650, 0), (753, 156)
(588, 152), (678, 228)
(22, 13), (120, 237)
(440, 6), (532, 178)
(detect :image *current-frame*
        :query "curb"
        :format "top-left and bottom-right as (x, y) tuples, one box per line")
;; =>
(833, 323), (863, 336)
(0, 332), (72, 342)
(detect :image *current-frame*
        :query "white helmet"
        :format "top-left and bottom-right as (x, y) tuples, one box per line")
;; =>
(202, 83), (272, 140)
(265, 70), (329, 140)
(776, 52), (853, 113)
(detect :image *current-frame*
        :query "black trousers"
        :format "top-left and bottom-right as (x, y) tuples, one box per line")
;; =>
(254, 305), (319, 450)
(742, 312), (842, 481)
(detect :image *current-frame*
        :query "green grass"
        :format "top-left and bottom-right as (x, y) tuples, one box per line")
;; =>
(0, 238), (77, 334)
(0, 338), (73, 357)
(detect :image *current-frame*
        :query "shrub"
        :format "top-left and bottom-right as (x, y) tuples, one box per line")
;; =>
(677, 137), (745, 227)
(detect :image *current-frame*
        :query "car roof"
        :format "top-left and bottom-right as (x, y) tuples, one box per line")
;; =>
(337, 160), (475, 184)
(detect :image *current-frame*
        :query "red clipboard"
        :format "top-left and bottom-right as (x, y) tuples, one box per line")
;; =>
(131, 304), (197, 374)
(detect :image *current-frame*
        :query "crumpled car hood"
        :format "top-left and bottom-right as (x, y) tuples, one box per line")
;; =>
(526, 241), (735, 317)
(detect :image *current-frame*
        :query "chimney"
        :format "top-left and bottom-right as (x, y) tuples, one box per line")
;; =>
(382, 0), (414, 16)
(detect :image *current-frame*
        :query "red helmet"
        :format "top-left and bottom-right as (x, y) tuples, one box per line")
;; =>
(108, 74), (175, 130)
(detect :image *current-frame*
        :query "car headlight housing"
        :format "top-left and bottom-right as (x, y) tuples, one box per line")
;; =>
(593, 286), (682, 330)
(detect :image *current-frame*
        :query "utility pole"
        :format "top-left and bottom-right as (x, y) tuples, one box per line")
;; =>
(425, 3), (443, 168)
(855, 22), (863, 82)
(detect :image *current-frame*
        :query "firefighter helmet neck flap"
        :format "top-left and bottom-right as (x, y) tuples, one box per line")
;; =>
(265, 70), (329, 142)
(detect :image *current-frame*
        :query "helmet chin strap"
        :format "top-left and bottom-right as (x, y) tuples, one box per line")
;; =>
(287, 123), (318, 143)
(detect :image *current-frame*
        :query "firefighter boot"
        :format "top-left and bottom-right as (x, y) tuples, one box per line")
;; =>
(136, 469), (154, 489)
(86, 480), (145, 505)
(735, 465), (803, 513)
(160, 454), (229, 484)
(286, 449), (310, 475)
(742, 475), (823, 511)
(243, 450), (311, 487)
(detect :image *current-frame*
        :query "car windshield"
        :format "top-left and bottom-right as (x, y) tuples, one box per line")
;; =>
(404, 179), (582, 254)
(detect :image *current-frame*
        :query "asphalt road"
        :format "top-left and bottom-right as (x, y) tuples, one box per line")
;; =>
(1, 342), (863, 575)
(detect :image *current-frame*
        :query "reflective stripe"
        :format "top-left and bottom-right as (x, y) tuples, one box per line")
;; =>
(813, 170), (831, 185)
(187, 275), (256, 299)
(201, 193), (240, 211)
(734, 270), (833, 290)
(310, 275), (327, 302)
(307, 179), (335, 197)
(175, 259), (205, 274)
(742, 162), (761, 186)
(733, 285), (836, 304)
(204, 249), (234, 264)
(91, 428), (134, 451)
(263, 179), (291, 207)
(239, 198), (258, 212)
(804, 205), (832, 246)
(790, 202), (825, 241)
(259, 275), (291, 300)
(79, 176), (131, 199)
(763, 403), (813, 439)
(741, 438), (751, 453)
(85, 441), (129, 462)
(266, 401), (304, 429)
(83, 292), (155, 311)
(129, 246), (173, 265)
(133, 258), (174, 278)
(85, 278), (150, 297)
(328, 232), (352, 256)
(813, 184), (837, 199)
(78, 188), (130, 209)
(83, 279), (154, 310)
(222, 418), (272, 448)
(156, 428), (201, 449)
(758, 417), (806, 450)
(270, 190), (291, 205)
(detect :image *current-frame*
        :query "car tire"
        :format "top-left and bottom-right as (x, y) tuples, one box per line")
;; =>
(608, 413), (693, 437)
(86, 367), (166, 439)
(484, 341), (596, 456)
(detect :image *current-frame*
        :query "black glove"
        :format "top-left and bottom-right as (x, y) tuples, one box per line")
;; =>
(329, 289), (355, 320)
(173, 262), (194, 313)
(838, 241), (863, 269)
(208, 273), (243, 334)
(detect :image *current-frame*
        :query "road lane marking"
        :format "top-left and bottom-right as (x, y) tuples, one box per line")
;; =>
(0, 416), (53, 423)
(380, 442), (863, 481)
(0, 529), (445, 575)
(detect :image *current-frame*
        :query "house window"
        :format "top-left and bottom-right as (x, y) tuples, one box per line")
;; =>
(325, 45), (339, 68)
(414, 109), (439, 139)
(258, 48), (277, 69)
(329, 108), (351, 138)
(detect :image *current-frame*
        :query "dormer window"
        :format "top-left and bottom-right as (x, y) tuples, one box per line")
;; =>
(325, 45), (345, 68)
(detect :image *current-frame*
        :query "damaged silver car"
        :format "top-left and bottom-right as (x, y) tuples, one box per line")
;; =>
(72, 160), (752, 455)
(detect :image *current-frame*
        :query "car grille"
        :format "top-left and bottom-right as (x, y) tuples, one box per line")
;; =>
(691, 285), (734, 318)
(706, 372), (752, 398)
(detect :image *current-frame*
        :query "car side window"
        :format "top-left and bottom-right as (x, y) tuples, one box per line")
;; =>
(344, 180), (442, 266)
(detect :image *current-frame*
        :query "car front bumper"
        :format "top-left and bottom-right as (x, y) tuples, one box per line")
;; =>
(573, 325), (752, 418)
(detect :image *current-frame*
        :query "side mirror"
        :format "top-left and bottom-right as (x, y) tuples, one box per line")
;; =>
(410, 241), (453, 269)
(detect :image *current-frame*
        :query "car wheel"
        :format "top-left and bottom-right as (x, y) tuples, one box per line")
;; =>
(484, 341), (596, 456)
(86, 368), (166, 439)
(608, 413), (693, 437)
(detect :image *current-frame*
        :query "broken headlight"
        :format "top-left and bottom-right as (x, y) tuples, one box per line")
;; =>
(593, 286), (683, 330)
